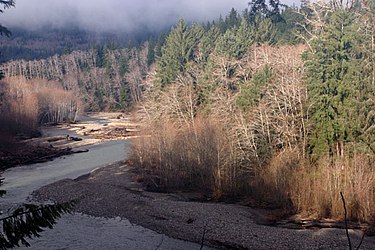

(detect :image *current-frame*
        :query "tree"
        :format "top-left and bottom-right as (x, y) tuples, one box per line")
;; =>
(253, 16), (277, 45)
(225, 8), (241, 29)
(215, 18), (254, 59)
(0, 2), (75, 248)
(197, 25), (221, 62)
(355, 0), (375, 153)
(0, 189), (75, 249)
(0, 1), (14, 37)
(248, 0), (284, 23)
(156, 19), (204, 86)
(304, 3), (363, 159)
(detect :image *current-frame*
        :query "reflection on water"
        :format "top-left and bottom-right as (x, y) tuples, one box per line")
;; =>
(1, 122), (203, 249)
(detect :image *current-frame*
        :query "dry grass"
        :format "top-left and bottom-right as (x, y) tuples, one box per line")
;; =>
(130, 119), (375, 221)
(130, 118), (231, 194)
(0, 77), (80, 138)
(130, 44), (374, 221)
(130, 116), (258, 198)
(290, 154), (375, 221)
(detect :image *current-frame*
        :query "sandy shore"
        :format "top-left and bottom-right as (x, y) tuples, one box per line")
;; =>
(33, 162), (375, 249)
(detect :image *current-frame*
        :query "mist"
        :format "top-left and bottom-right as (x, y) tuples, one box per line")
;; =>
(0, 0), (299, 33)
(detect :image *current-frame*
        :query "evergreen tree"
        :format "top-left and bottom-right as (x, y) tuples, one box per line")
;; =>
(217, 15), (227, 33)
(198, 25), (221, 62)
(0, 2), (75, 248)
(0, 192), (75, 249)
(156, 19), (204, 86)
(147, 38), (156, 66)
(253, 16), (277, 45)
(304, 8), (361, 159)
(215, 18), (254, 59)
(225, 8), (241, 29)
(237, 64), (272, 111)
(355, 0), (375, 153)
(275, 6), (304, 44)
(248, 0), (284, 23)
(95, 45), (106, 68)
(0, 1), (14, 37)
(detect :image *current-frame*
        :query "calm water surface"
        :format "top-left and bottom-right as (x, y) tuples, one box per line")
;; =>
(1, 122), (203, 250)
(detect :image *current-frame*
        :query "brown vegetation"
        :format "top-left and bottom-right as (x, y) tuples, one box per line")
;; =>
(130, 44), (375, 222)
(0, 45), (149, 111)
(0, 77), (83, 170)
(0, 77), (80, 138)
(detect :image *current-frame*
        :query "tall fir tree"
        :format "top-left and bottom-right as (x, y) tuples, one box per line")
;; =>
(215, 17), (254, 59)
(156, 19), (204, 86)
(305, 8), (361, 159)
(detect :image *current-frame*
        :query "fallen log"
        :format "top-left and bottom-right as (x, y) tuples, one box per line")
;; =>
(72, 149), (89, 154)
(17, 147), (88, 166)
(69, 136), (82, 141)
(47, 136), (67, 142)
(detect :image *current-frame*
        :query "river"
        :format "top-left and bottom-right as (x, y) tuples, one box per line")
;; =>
(0, 122), (202, 249)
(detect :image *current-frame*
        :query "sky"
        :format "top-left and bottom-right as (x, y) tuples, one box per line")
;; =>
(0, 0), (300, 33)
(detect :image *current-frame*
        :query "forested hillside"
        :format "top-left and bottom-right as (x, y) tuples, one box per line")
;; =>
(129, 0), (375, 222)
(0, 27), (156, 62)
(1, 45), (150, 110)
(1, 0), (374, 223)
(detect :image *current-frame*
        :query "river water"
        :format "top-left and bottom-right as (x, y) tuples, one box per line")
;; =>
(0, 124), (202, 249)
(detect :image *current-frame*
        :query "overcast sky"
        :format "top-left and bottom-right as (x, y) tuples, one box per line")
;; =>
(0, 0), (299, 33)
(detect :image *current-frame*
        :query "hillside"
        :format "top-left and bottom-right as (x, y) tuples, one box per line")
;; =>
(1, 0), (374, 242)
(0, 27), (158, 63)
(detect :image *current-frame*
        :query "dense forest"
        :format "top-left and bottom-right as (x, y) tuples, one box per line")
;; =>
(0, 26), (158, 62)
(1, 0), (374, 223)
(129, 0), (374, 222)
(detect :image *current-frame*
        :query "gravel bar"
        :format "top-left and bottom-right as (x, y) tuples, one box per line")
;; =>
(33, 163), (375, 249)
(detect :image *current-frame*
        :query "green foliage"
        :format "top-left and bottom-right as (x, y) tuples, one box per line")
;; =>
(355, 0), (375, 153)
(225, 8), (241, 29)
(248, 0), (284, 23)
(275, 7), (304, 44)
(95, 45), (107, 68)
(215, 18), (254, 59)
(0, 201), (75, 249)
(147, 39), (156, 66)
(237, 64), (272, 111)
(253, 16), (277, 45)
(0, 1), (14, 37)
(198, 26), (221, 62)
(305, 9), (363, 159)
(119, 86), (130, 109)
(156, 19), (204, 86)
(119, 56), (129, 77)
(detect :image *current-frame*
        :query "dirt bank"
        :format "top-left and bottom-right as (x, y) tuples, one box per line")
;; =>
(33, 162), (375, 249)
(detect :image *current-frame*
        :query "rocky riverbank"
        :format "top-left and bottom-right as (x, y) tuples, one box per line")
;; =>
(0, 112), (139, 170)
(33, 162), (375, 249)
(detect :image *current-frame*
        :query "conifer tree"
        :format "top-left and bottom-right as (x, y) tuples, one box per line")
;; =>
(253, 17), (277, 45)
(215, 18), (254, 59)
(156, 19), (204, 86)
(0, 2), (75, 248)
(305, 7), (361, 159)
(355, 0), (375, 153)
(225, 8), (241, 29)
(0, 1), (14, 37)
(198, 25), (221, 62)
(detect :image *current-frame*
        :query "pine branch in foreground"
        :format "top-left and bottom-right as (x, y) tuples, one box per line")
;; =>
(0, 201), (76, 249)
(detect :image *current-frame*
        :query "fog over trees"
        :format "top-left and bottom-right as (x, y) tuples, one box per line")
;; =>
(0, 0), (301, 33)
(1, 0), (374, 248)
